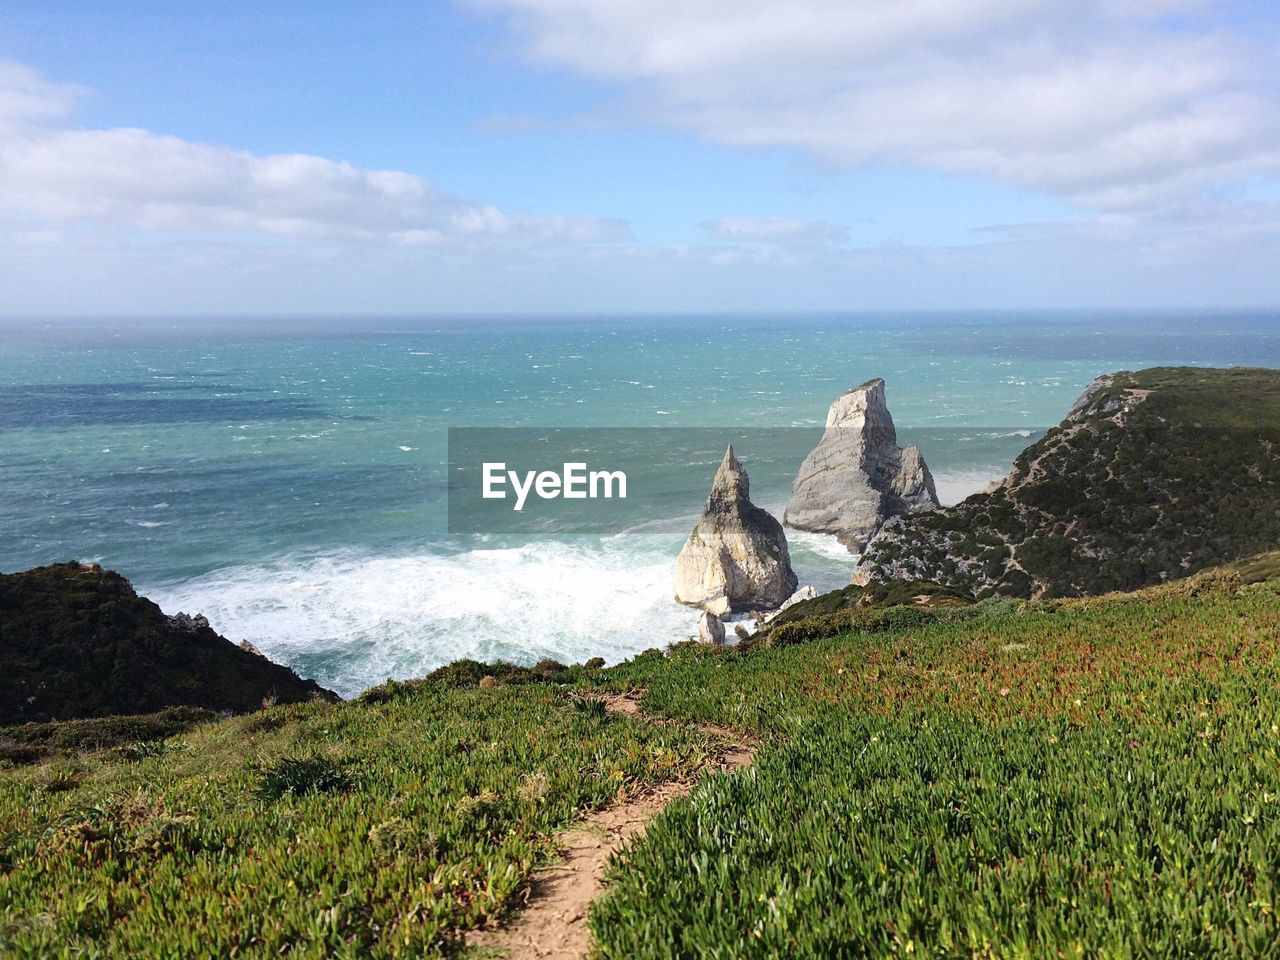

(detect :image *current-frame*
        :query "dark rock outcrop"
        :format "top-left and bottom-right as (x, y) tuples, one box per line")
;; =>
(784, 378), (939, 552)
(0, 562), (337, 725)
(674, 445), (799, 615)
(854, 367), (1280, 599)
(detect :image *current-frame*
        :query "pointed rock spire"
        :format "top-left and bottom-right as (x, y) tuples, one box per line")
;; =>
(709, 444), (749, 505)
(784, 378), (939, 552)
(674, 445), (798, 616)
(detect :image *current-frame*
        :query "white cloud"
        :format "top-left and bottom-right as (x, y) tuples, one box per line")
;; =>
(702, 217), (848, 246)
(0, 60), (629, 248)
(0, 61), (83, 133)
(473, 0), (1280, 211)
(1, 45), (1277, 312)
(3, 202), (1278, 313)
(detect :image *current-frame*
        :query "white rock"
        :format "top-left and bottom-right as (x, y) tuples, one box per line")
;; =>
(674, 445), (799, 615)
(784, 378), (939, 552)
(761, 584), (818, 624)
(696, 611), (726, 645)
(779, 584), (816, 611)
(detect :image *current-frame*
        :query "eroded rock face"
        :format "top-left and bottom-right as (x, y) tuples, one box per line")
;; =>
(784, 378), (939, 552)
(674, 445), (798, 615)
(696, 611), (726, 645)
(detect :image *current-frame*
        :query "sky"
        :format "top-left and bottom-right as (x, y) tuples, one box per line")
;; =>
(0, 0), (1278, 315)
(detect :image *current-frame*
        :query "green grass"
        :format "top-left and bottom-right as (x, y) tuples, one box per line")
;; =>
(588, 568), (1280, 958)
(0, 681), (717, 957)
(595, 710), (1280, 958)
(0, 707), (217, 766)
(4, 561), (1280, 957)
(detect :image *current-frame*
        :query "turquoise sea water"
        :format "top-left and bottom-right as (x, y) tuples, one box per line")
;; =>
(2, 312), (1277, 696)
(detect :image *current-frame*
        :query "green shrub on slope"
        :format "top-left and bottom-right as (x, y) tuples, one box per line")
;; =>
(595, 708), (1280, 958)
(0, 684), (714, 957)
(858, 367), (1280, 598)
(594, 569), (1280, 957)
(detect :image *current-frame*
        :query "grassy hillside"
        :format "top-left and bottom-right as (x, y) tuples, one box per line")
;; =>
(593, 560), (1280, 957)
(856, 366), (1280, 599)
(0, 666), (718, 957)
(0, 563), (336, 723)
(2, 557), (1279, 956)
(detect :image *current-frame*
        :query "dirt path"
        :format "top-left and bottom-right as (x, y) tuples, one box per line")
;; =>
(466, 691), (755, 959)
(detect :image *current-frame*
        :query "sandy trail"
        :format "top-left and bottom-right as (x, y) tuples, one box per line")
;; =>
(466, 691), (755, 959)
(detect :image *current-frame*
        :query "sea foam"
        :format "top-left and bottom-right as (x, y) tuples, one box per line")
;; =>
(141, 473), (1000, 700)
(148, 538), (704, 699)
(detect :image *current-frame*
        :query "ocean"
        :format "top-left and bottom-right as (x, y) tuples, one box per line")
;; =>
(2, 311), (1277, 697)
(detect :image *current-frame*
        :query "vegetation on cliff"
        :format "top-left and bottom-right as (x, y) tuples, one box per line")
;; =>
(753, 578), (974, 647)
(1, 555), (1279, 956)
(0, 562), (335, 724)
(856, 366), (1280, 598)
(0, 669), (717, 957)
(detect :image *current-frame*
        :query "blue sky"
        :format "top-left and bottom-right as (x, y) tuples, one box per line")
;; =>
(0, 0), (1278, 314)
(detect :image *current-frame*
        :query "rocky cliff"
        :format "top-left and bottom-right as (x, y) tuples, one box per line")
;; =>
(674, 445), (798, 615)
(854, 366), (1280, 599)
(784, 378), (939, 551)
(0, 562), (337, 724)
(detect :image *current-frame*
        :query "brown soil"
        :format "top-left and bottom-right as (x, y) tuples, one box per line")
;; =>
(466, 691), (755, 959)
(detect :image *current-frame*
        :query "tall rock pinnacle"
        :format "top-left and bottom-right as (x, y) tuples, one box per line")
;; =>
(784, 379), (939, 552)
(673, 445), (798, 616)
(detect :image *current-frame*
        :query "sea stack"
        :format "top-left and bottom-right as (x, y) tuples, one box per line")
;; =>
(784, 378), (939, 552)
(673, 445), (798, 616)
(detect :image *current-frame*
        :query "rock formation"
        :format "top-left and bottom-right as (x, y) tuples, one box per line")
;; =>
(762, 585), (817, 625)
(696, 611), (726, 645)
(853, 366), (1280, 599)
(0, 562), (338, 724)
(784, 378), (939, 552)
(674, 445), (799, 616)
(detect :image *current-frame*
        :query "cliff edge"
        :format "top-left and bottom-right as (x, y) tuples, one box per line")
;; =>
(0, 562), (337, 724)
(854, 366), (1280, 598)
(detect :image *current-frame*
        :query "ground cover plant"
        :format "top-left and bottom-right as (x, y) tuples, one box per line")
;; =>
(2, 558), (1279, 957)
(0, 678), (717, 957)
(590, 563), (1280, 957)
